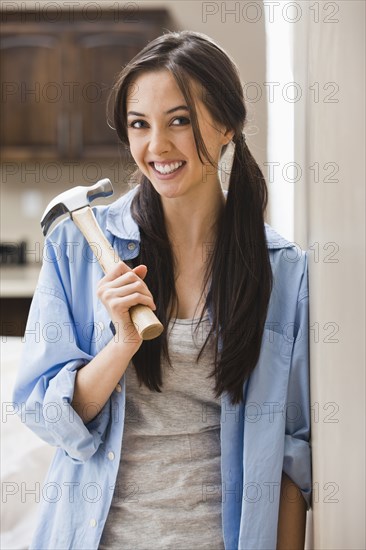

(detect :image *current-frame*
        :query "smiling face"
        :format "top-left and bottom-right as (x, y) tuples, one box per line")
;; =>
(126, 69), (233, 201)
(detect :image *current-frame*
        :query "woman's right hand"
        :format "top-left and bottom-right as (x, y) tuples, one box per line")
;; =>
(96, 261), (156, 349)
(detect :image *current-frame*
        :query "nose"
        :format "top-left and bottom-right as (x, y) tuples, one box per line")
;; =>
(147, 126), (172, 156)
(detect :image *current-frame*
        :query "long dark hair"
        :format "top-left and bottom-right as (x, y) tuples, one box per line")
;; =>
(108, 30), (273, 405)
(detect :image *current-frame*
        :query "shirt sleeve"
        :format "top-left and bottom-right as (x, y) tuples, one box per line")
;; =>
(12, 227), (112, 464)
(283, 251), (312, 510)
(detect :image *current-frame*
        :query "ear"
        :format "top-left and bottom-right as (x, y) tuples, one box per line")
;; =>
(222, 128), (235, 145)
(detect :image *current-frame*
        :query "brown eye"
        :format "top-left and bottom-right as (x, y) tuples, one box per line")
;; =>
(128, 120), (147, 129)
(172, 117), (190, 125)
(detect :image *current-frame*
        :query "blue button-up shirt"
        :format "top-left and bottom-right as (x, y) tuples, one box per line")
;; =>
(13, 185), (311, 550)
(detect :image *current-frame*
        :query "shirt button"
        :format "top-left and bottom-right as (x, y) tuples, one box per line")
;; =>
(107, 451), (115, 461)
(98, 321), (105, 331)
(90, 518), (97, 528)
(115, 383), (122, 393)
(127, 242), (136, 251)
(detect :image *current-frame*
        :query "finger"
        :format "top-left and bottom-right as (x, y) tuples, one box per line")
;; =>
(103, 278), (154, 301)
(132, 265), (148, 280)
(101, 260), (132, 282)
(106, 289), (157, 311)
(101, 265), (148, 289)
(100, 270), (149, 292)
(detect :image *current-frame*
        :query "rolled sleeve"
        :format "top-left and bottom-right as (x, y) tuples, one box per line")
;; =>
(283, 253), (312, 510)
(42, 358), (111, 463)
(12, 229), (111, 463)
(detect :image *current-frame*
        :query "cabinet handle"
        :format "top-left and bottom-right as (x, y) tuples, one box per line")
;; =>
(57, 113), (69, 157)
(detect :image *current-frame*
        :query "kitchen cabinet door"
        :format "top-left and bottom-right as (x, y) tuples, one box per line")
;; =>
(69, 28), (149, 159)
(0, 32), (67, 159)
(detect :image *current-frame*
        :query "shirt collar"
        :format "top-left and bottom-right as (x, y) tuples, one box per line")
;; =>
(106, 185), (141, 241)
(106, 184), (293, 250)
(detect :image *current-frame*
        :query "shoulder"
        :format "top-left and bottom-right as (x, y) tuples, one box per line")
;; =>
(265, 222), (306, 259)
(265, 222), (300, 251)
(265, 223), (308, 301)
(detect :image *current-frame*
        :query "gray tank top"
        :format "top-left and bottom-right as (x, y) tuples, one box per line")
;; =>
(99, 315), (225, 549)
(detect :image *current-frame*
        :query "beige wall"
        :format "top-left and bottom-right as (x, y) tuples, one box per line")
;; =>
(295, 2), (365, 547)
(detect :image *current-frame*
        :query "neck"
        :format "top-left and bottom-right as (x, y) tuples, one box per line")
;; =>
(162, 184), (226, 252)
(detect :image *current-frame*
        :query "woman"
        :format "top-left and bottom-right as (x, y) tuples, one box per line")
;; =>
(13, 31), (311, 549)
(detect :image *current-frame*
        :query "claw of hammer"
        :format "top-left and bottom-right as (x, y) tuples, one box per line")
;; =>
(40, 179), (163, 341)
(41, 178), (113, 237)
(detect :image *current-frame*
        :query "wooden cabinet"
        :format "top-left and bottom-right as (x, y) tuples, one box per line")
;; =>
(1, 31), (65, 159)
(1, 298), (32, 337)
(0, 9), (175, 160)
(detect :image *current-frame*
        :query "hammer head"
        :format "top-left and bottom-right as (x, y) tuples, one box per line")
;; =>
(41, 178), (113, 236)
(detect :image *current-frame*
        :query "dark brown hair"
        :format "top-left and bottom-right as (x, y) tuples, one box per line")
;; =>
(108, 30), (273, 405)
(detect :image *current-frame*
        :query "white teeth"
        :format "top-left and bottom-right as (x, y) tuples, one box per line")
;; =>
(153, 161), (184, 174)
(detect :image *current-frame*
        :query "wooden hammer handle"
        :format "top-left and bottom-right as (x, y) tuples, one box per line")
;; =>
(71, 206), (164, 341)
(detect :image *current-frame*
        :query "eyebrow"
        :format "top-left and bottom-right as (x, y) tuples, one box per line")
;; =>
(127, 105), (189, 117)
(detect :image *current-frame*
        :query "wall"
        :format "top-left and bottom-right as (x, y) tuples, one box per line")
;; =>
(293, 2), (365, 547)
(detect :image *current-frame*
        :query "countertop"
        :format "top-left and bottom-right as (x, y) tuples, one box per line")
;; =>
(0, 264), (41, 298)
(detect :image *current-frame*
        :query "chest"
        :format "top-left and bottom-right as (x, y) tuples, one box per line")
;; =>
(172, 263), (208, 319)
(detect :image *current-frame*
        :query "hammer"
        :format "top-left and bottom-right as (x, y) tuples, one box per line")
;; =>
(40, 178), (164, 341)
